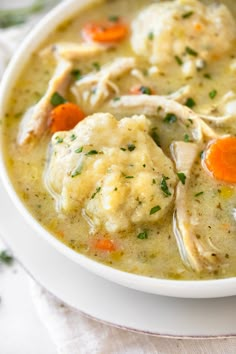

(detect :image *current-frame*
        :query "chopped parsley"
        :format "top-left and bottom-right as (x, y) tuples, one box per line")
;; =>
(163, 113), (177, 124)
(148, 31), (154, 40)
(113, 97), (121, 101)
(185, 97), (196, 108)
(140, 86), (152, 95)
(150, 205), (161, 215)
(92, 62), (101, 71)
(125, 176), (134, 179)
(175, 55), (183, 66)
(127, 144), (136, 152)
(120, 147), (126, 151)
(209, 89), (217, 99)
(85, 150), (98, 156)
(195, 191), (204, 197)
(185, 46), (198, 57)
(75, 147), (83, 153)
(71, 165), (83, 178)
(0, 250), (13, 265)
(137, 230), (148, 239)
(71, 69), (82, 81)
(91, 187), (101, 199)
(50, 92), (66, 107)
(184, 134), (190, 142)
(177, 172), (187, 185)
(182, 11), (194, 19)
(108, 15), (119, 22)
(204, 73), (212, 80)
(70, 134), (77, 141)
(55, 136), (64, 144)
(160, 176), (171, 197)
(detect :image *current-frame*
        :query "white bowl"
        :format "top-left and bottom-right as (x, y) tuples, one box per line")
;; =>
(0, 0), (236, 299)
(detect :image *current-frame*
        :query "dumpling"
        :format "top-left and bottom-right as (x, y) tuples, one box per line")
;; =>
(131, 0), (236, 68)
(45, 113), (177, 233)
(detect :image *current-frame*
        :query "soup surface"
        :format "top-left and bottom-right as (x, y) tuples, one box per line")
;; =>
(2, 0), (236, 280)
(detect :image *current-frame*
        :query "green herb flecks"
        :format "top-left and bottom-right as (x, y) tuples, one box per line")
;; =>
(175, 55), (183, 66)
(127, 144), (136, 152)
(164, 113), (177, 124)
(182, 11), (194, 19)
(70, 134), (77, 141)
(195, 191), (204, 197)
(140, 86), (152, 95)
(185, 97), (196, 108)
(209, 89), (217, 99)
(0, 250), (13, 265)
(108, 15), (119, 22)
(186, 46), (198, 57)
(71, 164), (83, 178)
(148, 31), (154, 40)
(125, 176), (134, 179)
(85, 150), (99, 156)
(55, 136), (64, 144)
(91, 187), (101, 199)
(92, 62), (101, 71)
(137, 230), (148, 239)
(150, 205), (161, 215)
(204, 73), (212, 80)
(75, 147), (83, 153)
(184, 134), (190, 142)
(71, 69), (82, 81)
(177, 172), (187, 185)
(160, 176), (171, 197)
(50, 92), (66, 107)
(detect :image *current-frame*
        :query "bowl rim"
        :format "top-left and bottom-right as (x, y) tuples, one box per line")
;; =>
(0, 0), (236, 299)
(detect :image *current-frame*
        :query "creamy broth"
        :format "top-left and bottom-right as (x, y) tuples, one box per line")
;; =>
(2, 0), (236, 280)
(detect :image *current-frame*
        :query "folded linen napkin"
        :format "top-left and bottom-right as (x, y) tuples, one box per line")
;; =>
(1, 4), (236, 354)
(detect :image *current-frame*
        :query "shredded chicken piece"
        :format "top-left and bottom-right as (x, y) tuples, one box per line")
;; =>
(110, 95), (221, 142)
(40, 42), (106, 61)
(17, 59), (72, 146)
(71, 57), (136, 109)
(171, 141), (221, 272)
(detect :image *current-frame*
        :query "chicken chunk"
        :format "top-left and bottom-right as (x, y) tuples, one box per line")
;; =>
(131, 0), (236, 68)
(45, 113), (177, 234)
(171, 142), (221, 272)
(17, 59), (72, 146)
(71, 57), (136, 110)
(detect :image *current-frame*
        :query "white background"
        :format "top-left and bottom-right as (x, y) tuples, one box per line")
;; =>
(0, 240), (56, 354)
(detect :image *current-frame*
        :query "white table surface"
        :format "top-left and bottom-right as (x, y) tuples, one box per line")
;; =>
(0, 239), (57, 354)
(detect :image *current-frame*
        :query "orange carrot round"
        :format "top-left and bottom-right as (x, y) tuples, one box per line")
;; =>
(50, 102), (86, 133)
(94, 239), (116, 252)
(82, 21), (128, 43)
(204, 137), (236, 184)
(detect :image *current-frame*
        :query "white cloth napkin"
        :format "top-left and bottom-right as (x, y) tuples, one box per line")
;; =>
(1, 5), (236, 354)
(29, 280), (236, 354)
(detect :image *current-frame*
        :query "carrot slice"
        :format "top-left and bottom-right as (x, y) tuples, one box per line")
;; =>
(50, 102), (86, 133)
(205, 137), (236, 184)
(94, 239), (116, 252)
(82, 21), (128, 43)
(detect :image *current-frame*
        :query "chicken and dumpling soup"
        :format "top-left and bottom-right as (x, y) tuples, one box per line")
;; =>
(3, 0), (236, 280)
